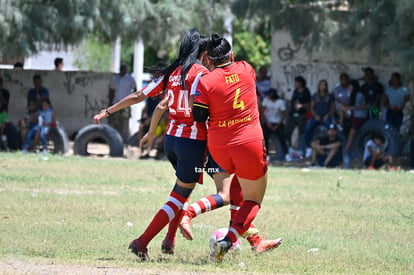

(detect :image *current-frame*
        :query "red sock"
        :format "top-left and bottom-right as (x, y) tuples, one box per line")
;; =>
(227, 200), (260, 244)
(186, 194), (224, 218)
(229, 176), (243, 222)
(164, 196), (189, 244)
(137, 190), (187, 247)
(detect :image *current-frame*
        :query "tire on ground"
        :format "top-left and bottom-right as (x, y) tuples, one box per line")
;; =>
(350, 119), (401, 159)
(74, 124), (124, 157)
(49, 123), (70, 154)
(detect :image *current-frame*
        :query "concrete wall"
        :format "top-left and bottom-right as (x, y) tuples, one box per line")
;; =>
(270, 31), (413, 137)
(1, 69), (144, 138)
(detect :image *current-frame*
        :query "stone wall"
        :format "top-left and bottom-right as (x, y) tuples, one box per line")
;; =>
(270, 31), (413, 139)
(1, 69), (144, 138)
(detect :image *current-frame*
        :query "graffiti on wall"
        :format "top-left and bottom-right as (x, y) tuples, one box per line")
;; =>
(84, 95), (108, 119)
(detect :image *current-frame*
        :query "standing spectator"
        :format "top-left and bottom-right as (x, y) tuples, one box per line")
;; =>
(0, 77), (10, 112)
(27, 75), (50, 109)
(310, 124), (342, 168)
(108, 64), (137, 142)
(54, 57), (64, 70)
(22, 99), (56, 155)
(303, 79), (335, 157)
(363, 134), (393, 170)
(285, 76), (311, 150)
(361, 67), (383, 118)
(343, 80), (368, 156)
(261, 88), (288, 156)
(256, 66), (271, 99)
(332, 73), (351, 126)
(384, 72), (410, 132)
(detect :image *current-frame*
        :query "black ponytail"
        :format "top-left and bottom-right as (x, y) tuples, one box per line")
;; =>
(207, 33), (232, 66)
(159, 29), (200, 90)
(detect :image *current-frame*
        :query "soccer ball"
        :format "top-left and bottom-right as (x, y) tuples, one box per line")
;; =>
(209, 228), (241, 250)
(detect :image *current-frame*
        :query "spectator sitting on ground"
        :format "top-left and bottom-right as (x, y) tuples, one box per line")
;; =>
(0, 77), (10, 112)
(136, 94), (163, 143)
(332, 73), (351, 127)
(54, 57), (64, 71)
(27, 75), (50, 109)
(140, 110), (168, 160)
(303, 79), (335, 157)
(410, 138), (414, 172)
(310, 123), (342, 168)
(261, 88), (288, 157)
(22, 99), (56, 155)
(361, 67), (384, 118)
(363, 133), (393, 170)
(256, 66), (271, 100)
(285, 76), (311, 151)
(342, 80), (368, 156)
(384, 72), (410, 132)
(18, 100), (38, 145)
(0, 108), (9, 151)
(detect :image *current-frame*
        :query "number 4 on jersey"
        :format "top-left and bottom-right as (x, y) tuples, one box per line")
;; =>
(233, 88), (245, 111)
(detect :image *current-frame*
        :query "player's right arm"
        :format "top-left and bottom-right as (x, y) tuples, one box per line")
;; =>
(94, 76), (164, 124)
(94, 89), (147, 124)
(140, 97), (168, 148)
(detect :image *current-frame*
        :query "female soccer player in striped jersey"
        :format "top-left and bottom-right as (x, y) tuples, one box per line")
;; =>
(193, 33), (282, 262)
(93, 29), (208, 261)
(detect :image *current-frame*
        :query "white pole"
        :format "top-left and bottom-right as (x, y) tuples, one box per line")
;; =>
(130, 36), (145, 135)
(110, 36), (121, 73)
(223, 12), (234, 46)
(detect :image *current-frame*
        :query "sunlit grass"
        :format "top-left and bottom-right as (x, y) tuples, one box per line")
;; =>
(0, 153), (413, 274)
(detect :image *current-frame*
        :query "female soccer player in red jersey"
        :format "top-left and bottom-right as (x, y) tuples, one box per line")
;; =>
(93, 29), (209, 261)
(193, 33), (282, 262)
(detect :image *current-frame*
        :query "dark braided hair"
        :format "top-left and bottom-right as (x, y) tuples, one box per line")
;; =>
(159, 29), (200, 90)
(198, 35), (210, 59)
(207, 32), (232, 66)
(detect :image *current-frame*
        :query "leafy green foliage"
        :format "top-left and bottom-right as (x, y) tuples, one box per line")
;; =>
(232, 19), (271, 69)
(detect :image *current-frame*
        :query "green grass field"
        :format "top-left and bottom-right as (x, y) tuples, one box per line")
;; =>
(0, 153), (413, 274)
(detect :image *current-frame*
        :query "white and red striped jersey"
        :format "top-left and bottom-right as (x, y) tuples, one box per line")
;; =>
(142, 63), (208, 140)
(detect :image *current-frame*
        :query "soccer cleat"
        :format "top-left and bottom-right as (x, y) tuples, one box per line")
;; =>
(179, 214), (193, 240)
(161, 239), (175, 255)
(209, 238), (232, 263)
(253, 237), (283, 253)
(128, 239), (149, 261)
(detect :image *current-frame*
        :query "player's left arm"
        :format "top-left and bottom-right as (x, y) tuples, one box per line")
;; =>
(192, 78), (210, 122)
(193, 103), (209, 122)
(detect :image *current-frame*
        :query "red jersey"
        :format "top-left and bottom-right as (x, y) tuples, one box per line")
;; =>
(143, 63), (208, 140)
(193, 61), (263, 146)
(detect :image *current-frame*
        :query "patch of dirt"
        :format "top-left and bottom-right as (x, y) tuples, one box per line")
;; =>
(0, 260), (245, 275)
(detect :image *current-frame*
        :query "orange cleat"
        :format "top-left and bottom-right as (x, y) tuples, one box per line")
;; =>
(179, 215), (194, 240)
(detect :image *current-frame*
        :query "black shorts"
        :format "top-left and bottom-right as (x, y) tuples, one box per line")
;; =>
(205, 152), (226, 178)
(164, 135), (207, 183)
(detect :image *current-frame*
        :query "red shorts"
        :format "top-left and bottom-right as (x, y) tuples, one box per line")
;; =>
(208, 139), (268, 180)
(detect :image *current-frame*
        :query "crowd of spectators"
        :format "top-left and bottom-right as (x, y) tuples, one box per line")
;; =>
(257, 67), (412, 170)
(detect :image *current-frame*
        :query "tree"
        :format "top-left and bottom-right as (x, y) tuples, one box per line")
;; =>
(232, 19), (271, 69)
(231, 0), (414, 76)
